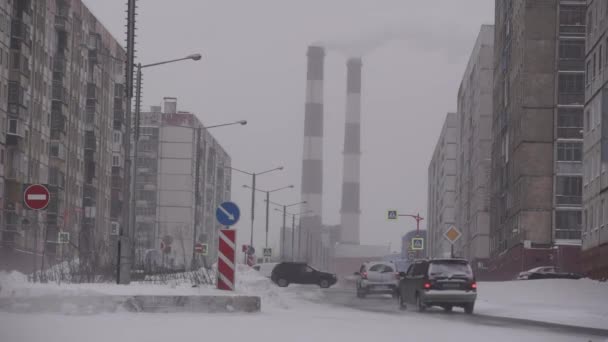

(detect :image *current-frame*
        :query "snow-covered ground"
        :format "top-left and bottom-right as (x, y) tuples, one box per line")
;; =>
(476, 279), (608, 330)
(1, 267), (607, 341)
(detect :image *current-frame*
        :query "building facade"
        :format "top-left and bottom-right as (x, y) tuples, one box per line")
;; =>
(0, 0), (126, 274)
(582, 0), (608, 279)
(135, 98), (231, 270)
(455, 25), (494, 269)
(489, 0), (585, 279)
(427, 112), (459, 259)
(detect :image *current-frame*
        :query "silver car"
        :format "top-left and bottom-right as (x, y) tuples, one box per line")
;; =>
(354, 261), (399, 298)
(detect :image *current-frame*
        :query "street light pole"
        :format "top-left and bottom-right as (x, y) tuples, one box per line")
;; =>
(282, 205), (287, 260)
(244, 184), (294, 259)
(126, 54), (201, 274)
(251, 174), (256, 248)
(265, 192), (270, 249)
(226, 166), (284, 256)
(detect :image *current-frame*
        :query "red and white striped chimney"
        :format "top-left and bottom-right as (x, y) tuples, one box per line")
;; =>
(340, 57), (362, 244)
(299, 45), (325, 261)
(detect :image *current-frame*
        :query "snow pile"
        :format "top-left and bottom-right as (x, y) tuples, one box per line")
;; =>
(477, 278), (608, 329)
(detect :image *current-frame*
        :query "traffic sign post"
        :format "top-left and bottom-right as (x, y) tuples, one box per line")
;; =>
(24, 184), (51, 210)
(195, 243), (208, 256)
(386, 210), (424, 257)
(411, 237), (424, 250)
(443, 226), (462, 258)
(216, 201), (241, 227)
(218, 229), (236, 291)
(58, 232), (70, 244)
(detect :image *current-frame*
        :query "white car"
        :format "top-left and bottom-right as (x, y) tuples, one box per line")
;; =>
(252, 262), (279, 278)
(516, 266), (556, 280)
(354, 261), (399, 298)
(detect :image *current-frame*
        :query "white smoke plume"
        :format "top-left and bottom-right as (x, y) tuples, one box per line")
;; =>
(314, 23), (469, 58)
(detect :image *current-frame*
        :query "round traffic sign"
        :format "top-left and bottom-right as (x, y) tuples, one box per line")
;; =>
(216, 201), (241, 226)
(24, 184), (50, 210)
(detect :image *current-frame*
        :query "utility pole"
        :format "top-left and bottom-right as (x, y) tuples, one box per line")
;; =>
(191, 126), (202, 269)
(282, 205), (287, 260)
(291, 214), (296, 261)
(118, 0), (137, 285)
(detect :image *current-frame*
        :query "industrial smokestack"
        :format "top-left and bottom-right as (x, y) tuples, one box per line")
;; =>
(340, 57), (362, 244)
(299, 45), (325, 261)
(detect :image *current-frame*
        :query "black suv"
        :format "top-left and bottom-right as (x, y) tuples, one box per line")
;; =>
(398, 258), (477, 314)
(271, 262), (337, 288)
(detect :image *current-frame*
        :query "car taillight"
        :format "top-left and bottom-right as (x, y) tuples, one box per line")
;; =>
(423, 282), (432, 289)
(361, 271), (367, 279)
(471, 282), (477, 289)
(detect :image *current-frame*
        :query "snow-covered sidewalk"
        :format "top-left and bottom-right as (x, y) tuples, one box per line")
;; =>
(475, 279), (608, 329)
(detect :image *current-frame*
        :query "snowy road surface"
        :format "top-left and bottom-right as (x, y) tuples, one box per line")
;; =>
(1, 269), (607, 342)
(1, 303), (605, 342)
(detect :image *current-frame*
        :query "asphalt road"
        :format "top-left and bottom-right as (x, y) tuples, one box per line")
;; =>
(305, 286), (608, 340)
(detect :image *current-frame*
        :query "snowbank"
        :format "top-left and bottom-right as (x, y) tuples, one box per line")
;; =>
(477, 279), (608, 329)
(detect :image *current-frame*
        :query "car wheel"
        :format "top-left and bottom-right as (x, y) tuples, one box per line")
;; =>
(319, 279), (330, 288)
(356, 286), (367, 298)
(443, 305), (453, 312)
(277, 278), (289, 287)
(399, 293), (407, 310)
(416, 293), (426, 312)
(464, 302), (475, 314)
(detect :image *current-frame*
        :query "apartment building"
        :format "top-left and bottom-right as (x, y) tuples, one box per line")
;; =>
(135, 98), (231, 270)
(0, 0), (126, 274)
(582, 0), (608, 279)
(427, 112), (459, 259)
(455, 25), (494, 270)
(489, 0), (585, 279)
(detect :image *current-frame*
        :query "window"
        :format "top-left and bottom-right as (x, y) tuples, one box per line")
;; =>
(557, 108), (583, 138)
(594, 52), (597, 77)
(113, 131), (121, 143)
(556, 176), (582, 205)
(8, 119), (17, 134)
(112, 154), (120, 167)
(601, 45), (604, 72)
(586, 110), (591, 131)
(587, 60), (591, 83)
(561, 5), (585, 26)
(601, 200), (605, 228)
(559, 73), (584, 104)
(557, 142), (582, 161)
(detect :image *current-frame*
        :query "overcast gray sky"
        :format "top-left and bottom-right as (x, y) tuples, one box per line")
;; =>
(85, 0), (494, 253)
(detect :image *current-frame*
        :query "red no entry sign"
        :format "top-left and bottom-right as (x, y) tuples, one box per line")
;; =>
(24, 184), (50, 210)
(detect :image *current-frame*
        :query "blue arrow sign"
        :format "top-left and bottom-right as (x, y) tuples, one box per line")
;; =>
(216, 201), (241, 226)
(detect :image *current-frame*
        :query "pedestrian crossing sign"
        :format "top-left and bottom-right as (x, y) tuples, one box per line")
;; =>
(387, 210), (398, 220)
(411, 237), (424, 250)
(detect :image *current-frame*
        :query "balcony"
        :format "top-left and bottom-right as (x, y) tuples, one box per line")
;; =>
(52, 83), (69, 104)
(559, 25), (585, 36)
(558, 92), (584, 105)
(54, 15), (67, 32)
(49, 142), (67, 162)
(84, 131), (97, 152)
(559, 58), (584, 72)
(51, 111), (66, 134)
(557, 127), (583, 139)
(83, 185), (97, 205)
(10, 20), (32, 48)
(87, 83), (99, 102)
(556, 195), (582, 206)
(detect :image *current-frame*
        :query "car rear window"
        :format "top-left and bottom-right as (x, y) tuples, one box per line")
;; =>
(428, 261), (473, 278)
